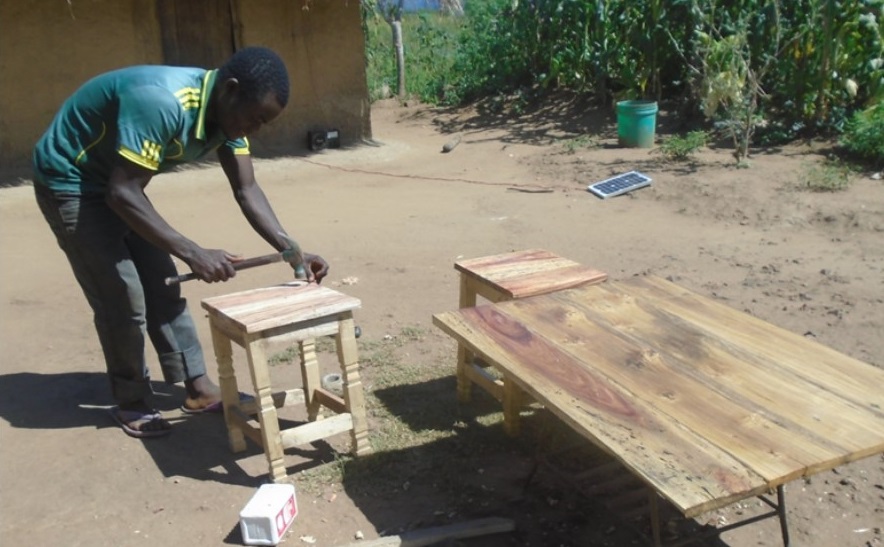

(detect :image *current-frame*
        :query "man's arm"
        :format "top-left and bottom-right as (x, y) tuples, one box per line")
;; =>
(218, 146), (328, 282)
(105, 160), (239, 282)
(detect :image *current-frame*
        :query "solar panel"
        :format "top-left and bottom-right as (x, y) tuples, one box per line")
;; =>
(587, 171), (652, 199)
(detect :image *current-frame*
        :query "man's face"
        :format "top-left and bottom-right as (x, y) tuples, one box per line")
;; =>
(216, 80), (284, 140)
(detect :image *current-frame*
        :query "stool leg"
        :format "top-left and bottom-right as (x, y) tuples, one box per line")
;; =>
(210, 324), (246, 453)
(457, 275), (477, 402)
(245, 338), (287, 482)
(299, 339), (322, 422)
(336, 313), (371, 456)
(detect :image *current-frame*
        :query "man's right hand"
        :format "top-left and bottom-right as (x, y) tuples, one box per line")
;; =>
(185, 248), (242, 283)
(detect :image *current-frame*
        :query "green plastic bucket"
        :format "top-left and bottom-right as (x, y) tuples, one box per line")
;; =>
(616, 100), (658, 148)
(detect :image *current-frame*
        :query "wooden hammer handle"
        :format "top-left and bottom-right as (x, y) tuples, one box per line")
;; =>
(164, 252), (284, 285)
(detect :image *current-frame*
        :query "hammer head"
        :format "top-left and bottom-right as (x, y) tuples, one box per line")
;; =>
(278, 232), (307, 279)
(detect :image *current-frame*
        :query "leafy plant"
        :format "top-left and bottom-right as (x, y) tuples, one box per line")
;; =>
(769, 0), (884, 133)
(653, 130), (708, 161)
(671, 1), (785, 166)
(840, 103), (884, 165)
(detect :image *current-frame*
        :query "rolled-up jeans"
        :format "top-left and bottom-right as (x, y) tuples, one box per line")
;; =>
(34, 183), (207, 405)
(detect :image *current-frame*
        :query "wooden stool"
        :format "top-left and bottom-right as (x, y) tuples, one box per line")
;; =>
(201, 282), (371, 482)
(454, 249), (607, 435)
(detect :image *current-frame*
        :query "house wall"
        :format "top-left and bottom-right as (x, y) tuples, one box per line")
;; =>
(234, 0), (373, 155)
(0, 0), (371, 169)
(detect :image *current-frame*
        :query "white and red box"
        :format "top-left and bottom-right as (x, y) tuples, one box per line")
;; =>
(239, 484), (298, 546)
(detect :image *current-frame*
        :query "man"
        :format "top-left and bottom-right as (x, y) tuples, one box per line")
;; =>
(33, 46), (327, 438)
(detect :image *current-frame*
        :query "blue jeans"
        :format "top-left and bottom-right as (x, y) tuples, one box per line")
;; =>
(34, 183), (207, 405)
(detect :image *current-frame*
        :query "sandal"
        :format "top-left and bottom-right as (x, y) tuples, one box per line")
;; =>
(180, 392), (254, 414)
(109, 407), (172, 438)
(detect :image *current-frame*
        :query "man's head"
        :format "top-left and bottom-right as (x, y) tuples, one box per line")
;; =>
(213, 47), (290, 140)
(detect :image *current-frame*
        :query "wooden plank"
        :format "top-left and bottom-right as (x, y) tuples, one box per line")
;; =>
(498, 264), (608, 299)
(314, 387), (347, 414)
(333, 517), (515, 547)
(564, 279), (884, 465)
(201, 283), (360, 333)
(255, 317), (341, 345)
(455, 249), (556, 276)
(501, 293), (844, 485)
(229, 407), (264, 446)
(236, 388), (306, 414)
(464, 362), (504, 401)
(611, 276), (884, 412)
(279, 413), (353, 449)
(433, 311), (768, 517)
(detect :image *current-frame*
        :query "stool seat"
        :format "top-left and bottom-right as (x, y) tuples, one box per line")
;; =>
(453, 249), (608, 436)
(202, 282), (370, 482)
(455, 249), (608, 303)
(202, 283), (361, 336)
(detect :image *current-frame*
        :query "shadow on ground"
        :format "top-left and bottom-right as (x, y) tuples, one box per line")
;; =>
(333, 375), (731, 547)
(430, 92), (703, 150)
(0, 370), (731, 545)
(0, 371), (336, 488)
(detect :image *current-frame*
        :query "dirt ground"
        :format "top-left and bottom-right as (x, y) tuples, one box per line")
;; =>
(1, 97), (882, 547)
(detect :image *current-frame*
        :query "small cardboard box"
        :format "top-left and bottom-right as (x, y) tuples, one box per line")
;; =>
(239, 484), (298, 546)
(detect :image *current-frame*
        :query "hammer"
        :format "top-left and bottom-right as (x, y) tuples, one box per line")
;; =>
(164, 232), (306, 285)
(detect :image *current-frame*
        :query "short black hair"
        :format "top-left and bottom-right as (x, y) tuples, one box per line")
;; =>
(218, 46), (290, 107)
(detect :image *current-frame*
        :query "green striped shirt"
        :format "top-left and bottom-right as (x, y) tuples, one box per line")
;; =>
(33, 65), (249, 194)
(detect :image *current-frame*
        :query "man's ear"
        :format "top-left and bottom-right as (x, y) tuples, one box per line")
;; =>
(221, 77), (240, 98)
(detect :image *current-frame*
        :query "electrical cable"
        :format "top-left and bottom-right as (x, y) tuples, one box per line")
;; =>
(296, 157), (557, 192)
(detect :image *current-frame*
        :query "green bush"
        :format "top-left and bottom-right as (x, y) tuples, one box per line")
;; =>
(840, 103), (884, 165)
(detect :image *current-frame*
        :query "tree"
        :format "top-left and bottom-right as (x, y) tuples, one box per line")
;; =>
(670, 0), (785, 166)
(379, 0), (406, 98)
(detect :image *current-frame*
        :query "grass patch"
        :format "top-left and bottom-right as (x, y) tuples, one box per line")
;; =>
(271, 324), (538, 500)
(267, 337), (337, 366)
(270, 323), (586, 510)
(561, 134), (598, 154)
(800, 161), (853, 192)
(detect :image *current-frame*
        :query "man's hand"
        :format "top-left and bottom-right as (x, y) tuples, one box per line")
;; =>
(185, 248), (242, 283)
(301, 252), (329, 284)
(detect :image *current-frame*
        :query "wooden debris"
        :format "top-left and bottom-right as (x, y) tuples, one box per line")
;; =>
(333, 517), (515, 547)
(442, 134), (462, 153)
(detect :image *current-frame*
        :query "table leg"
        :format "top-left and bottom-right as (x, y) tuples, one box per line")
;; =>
(210, 324), (246, 453)
(245, 338), (287, 482)
(299, 339), (322, 422)
(649, 490), (663, 547)
(336, 313), (371, 456)
(502, 376), (523, 437)
(777, 485), (790, 546)
(457, 275), (477, 403)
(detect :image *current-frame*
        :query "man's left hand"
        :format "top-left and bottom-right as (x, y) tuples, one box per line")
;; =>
(301, 252), (329, 284)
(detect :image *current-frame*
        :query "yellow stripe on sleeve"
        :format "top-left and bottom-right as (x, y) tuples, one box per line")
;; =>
(232, 136), (251, 155)
(119, 147), (160, 171)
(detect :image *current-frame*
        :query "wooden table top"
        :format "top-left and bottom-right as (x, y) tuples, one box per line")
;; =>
(433, 275), (884, 517)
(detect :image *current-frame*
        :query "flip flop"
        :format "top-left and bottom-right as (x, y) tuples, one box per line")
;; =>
(180, 392), (254, 414)
(109, 407), (172, 438)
